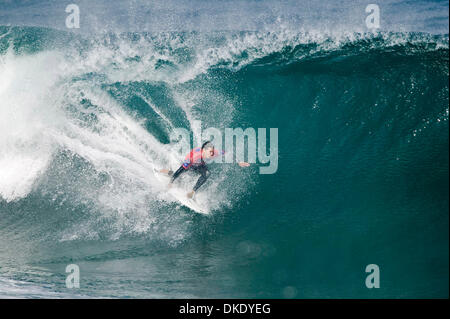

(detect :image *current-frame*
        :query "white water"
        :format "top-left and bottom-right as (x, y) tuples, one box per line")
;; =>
(0, 36), (236, 243)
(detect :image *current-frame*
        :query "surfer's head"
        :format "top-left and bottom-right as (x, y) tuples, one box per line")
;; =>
(201, 141), (215, 158)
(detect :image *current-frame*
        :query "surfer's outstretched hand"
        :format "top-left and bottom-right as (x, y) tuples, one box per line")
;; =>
(159, 168), (173, 176)
(238, 162), (250, 167)
(187, 191), (195, 199)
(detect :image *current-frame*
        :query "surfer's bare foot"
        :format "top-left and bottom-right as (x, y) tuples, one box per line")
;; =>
(187, 191), (195, 199)
(167, 182), (173, 189)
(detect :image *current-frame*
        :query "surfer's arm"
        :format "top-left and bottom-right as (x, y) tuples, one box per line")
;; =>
(159, 168), (173, 175)
(216, 150), (249, 167)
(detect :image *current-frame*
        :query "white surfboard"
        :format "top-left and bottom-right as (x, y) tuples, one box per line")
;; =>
(153, 168), (209, 215)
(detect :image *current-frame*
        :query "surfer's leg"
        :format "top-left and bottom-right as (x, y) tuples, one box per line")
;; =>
(171, 166), (187, 182)
(192, 166), (210, 192)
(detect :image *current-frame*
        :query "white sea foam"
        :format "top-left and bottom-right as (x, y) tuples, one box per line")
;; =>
(0, 50), (63, 202)
(0, 34), (231, 242)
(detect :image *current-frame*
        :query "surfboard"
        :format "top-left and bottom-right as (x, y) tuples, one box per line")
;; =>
(153, 168), (209, 215)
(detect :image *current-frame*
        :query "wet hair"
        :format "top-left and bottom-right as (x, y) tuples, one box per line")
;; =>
(201, 141), (213, 150)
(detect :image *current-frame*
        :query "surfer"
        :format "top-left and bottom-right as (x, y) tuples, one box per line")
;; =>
(158, 141), (250, 198)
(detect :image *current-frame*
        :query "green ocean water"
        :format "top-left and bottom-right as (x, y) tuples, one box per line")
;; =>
(0, 26), (448, 298)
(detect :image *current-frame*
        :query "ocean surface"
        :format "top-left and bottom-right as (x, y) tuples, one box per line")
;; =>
(0, 0), (449, 298)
